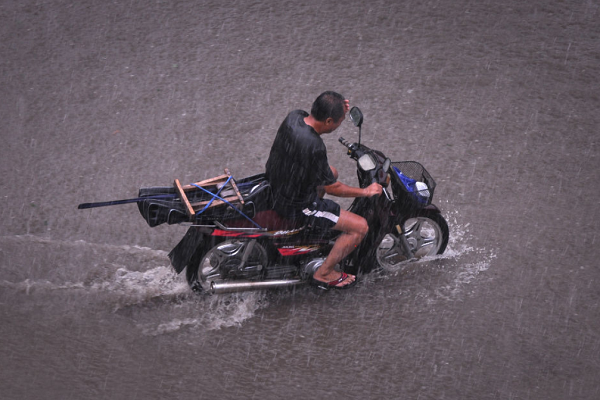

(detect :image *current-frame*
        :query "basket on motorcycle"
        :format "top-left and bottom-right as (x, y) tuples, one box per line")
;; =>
(390, 161), (436, 211)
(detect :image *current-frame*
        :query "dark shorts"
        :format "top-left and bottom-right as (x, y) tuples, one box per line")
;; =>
(275, 198), (341, 229)
(301, 198), (341, 229)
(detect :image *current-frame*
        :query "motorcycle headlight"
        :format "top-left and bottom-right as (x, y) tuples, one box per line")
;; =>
(358, 154), (377, 171)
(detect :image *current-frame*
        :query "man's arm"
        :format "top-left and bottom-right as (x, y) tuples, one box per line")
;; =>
(324, 181), (382, 198)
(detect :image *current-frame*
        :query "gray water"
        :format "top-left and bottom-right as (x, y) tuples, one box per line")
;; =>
(1, 0), (599, 399)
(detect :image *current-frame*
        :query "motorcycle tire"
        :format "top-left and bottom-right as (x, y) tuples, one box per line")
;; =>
(374, 209), (449, 273)
(186, 237), (268, 293)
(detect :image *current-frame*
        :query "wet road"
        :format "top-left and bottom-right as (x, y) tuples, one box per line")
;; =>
(1, 0), (599, 399)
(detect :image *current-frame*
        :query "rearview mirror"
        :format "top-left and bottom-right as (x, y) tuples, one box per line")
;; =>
(383, 158), (391, 172)
(349, 106), (363, 127)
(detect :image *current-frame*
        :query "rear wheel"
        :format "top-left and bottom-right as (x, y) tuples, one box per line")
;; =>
(375, 210), (449, 273)
(186, 238), (268, 293)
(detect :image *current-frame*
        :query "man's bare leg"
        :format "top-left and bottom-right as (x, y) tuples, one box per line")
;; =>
(313, 209), (368, 287)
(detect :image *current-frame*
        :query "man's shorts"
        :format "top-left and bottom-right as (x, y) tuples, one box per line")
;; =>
(301, 198), (341, 229)
(302, 199), (340, 229)
(275, 198), (341, 230)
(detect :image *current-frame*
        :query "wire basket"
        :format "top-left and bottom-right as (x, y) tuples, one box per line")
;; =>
(390, 161), (436, 210)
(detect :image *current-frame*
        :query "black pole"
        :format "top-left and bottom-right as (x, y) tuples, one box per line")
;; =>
(77, 194), (177, 209)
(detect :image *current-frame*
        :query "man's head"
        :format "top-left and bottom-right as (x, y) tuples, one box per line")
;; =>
(310, 91), (346, 133)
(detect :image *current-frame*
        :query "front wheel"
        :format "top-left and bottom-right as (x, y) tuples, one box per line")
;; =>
(375, 210), (449, 273)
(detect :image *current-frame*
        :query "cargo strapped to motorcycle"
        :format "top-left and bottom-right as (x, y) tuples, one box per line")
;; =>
(174, 169), (262, 229)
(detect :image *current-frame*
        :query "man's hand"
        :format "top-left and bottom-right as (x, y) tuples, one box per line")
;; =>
(364, 182), (383, 197)
(343, 99), (350, 114)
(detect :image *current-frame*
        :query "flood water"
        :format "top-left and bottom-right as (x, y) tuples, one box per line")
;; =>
(1, 0), (599, 399)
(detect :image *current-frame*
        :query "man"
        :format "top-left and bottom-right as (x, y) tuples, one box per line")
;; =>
(265, 91), (382, 289)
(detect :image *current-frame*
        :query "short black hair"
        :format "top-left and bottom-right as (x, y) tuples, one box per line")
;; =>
(310, 91), (345, 122)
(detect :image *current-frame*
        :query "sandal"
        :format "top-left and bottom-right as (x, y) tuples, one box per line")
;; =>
(311, 272), (357, 290)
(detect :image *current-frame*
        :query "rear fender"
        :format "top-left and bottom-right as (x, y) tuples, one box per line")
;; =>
(167, 227), (205, 274)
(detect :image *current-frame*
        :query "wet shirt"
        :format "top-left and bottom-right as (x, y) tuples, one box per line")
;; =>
(266, 110), (336, 213)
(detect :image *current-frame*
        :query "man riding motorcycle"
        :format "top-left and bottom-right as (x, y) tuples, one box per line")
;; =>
(265, 91), (382, 289)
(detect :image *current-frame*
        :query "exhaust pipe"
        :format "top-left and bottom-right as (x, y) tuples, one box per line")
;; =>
(210, 279), (306, 294)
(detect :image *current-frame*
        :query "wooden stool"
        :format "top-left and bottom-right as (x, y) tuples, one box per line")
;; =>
(174, 168), (244, 219)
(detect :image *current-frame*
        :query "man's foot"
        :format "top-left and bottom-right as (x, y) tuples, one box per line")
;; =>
(311, 272), (357, 290)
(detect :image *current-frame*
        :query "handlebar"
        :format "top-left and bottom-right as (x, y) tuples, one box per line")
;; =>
(338, 137), (351, 149)
(339, 137), (360, 157)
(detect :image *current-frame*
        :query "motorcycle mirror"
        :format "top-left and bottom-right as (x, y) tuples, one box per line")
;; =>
(383, 158), (391, 172)
(349, 106), (363, 127)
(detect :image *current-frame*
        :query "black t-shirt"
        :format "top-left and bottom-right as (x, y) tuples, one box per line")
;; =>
(265, 110), (337, 213)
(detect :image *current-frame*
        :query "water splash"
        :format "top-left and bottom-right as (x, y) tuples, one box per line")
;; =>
(433, 209), (497, 300)
(138, 291), (269, 335)
(90, 265), (189, 301)
(0, 234), (269, 334)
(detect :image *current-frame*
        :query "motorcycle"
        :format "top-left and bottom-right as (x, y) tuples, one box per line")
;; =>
(85, 107), (449, 294)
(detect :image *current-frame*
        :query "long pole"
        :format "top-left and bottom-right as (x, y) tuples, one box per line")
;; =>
(77, 194), (177, 209)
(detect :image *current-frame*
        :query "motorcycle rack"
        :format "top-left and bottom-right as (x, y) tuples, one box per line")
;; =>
(184, 222), (267, 232)
(213, 221), (267, 232)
